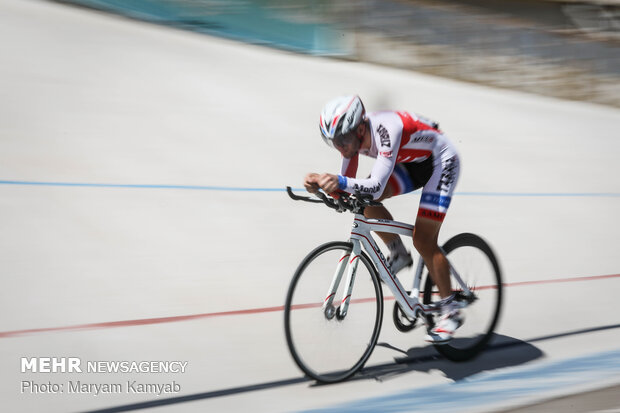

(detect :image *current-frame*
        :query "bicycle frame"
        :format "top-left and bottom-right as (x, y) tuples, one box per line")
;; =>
(322, 214), (473, 321)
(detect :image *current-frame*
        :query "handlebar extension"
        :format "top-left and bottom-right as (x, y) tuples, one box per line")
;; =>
(286, 186), (382, 213)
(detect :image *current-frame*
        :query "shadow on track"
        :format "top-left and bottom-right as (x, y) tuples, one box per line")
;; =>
(87, 324), (620, 412)
(359, 333), (543, 383)
(358, 323), (620, 383)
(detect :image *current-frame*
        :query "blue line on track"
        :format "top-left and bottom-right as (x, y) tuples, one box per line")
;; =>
(300, 349), (620, 413)
(457, 191), (620, 197)
(0, 180), (284, 192)
(0, 180), (619, 197)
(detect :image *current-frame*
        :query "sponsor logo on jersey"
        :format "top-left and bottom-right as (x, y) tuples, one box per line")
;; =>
(353, 182), (381, 194)
(436, 156), (458, 192)
(379, 150), (393, 158)
(377, 125), (390, 147)
(418, 208), (446, 222)
(413, 135), (435, 144)
(410, 130), (436, 144)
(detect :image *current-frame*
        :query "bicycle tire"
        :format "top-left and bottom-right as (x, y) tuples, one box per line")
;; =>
(423, 233), (502, 361)
(284, 241), (383, 383)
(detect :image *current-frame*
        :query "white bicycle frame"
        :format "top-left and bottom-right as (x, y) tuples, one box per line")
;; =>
(322, 214), (473, 321)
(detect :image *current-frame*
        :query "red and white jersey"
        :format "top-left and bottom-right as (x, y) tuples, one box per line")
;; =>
(340, 111), (457, 199)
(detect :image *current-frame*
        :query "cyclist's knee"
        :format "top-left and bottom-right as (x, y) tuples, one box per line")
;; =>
(413, 235), (437, 258)
(413, 219), (441, 257)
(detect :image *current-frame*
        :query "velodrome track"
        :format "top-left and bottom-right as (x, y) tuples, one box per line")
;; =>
(1, 0), (620, 412)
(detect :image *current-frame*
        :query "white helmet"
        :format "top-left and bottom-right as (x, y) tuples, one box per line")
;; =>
(319, 95), (365, 148)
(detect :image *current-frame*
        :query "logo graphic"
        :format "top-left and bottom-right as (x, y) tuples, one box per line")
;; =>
(377, 125), (390, 147)
(353, 182), (381, 194)
(436, 156), (458, 192)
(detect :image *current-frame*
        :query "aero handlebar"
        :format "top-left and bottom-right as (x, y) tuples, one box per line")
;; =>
(286, 186), (382, 214)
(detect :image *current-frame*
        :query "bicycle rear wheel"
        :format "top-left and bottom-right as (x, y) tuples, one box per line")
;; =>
(423, 233), (502, 361)
(284, 241), (383, 383)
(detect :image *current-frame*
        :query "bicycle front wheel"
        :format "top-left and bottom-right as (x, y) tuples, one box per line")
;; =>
(284, 241), (383, 383)
(423, 233), (502, 361)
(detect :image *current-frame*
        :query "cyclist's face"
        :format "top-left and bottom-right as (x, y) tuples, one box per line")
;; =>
(334, 132), (359, 159)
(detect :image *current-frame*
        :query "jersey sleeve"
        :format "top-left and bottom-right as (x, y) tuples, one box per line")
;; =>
(339, 117), (403, 199)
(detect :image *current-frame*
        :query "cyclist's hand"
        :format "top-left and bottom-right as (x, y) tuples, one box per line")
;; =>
(304, 173), (320, 193)
(317, 173), (340, 194)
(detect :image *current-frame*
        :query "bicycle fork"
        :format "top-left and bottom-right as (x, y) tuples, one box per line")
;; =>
(322, 240), (361, 320)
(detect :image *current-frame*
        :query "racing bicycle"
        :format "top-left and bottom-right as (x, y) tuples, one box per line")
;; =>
(284, 187), (502, 383)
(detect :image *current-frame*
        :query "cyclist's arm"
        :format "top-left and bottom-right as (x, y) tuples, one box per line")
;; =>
(338, 119), (403, 200)
(338, 155), (396, 199)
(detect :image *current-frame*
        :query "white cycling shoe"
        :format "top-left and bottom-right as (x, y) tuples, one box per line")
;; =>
(425, 309), (463, 345)
(387, 251), (413, 275)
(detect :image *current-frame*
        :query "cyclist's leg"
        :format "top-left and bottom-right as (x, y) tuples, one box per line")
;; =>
(415, 150), (461, 343)
(364, 182), (415, 275)
(363, 169), (400, 245)
(413, 217), (451, 297)
(413, 152), (460, 299)
(368, 161), (438, 272)
(364, 165), (411, 255)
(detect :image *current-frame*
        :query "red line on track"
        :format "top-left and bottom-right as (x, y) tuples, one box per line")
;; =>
(0, 307), (285, 338)
(502, 273), (620, 287)
(1, 273), (618, 339)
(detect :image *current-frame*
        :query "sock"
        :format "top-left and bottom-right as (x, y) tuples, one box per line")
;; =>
(387, 238), (407, 257)
(439, 294), (458, 315)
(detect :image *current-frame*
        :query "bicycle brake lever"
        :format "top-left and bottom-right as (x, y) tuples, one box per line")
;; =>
(315, 191), (342, 212)
(336, 197), (349, 212)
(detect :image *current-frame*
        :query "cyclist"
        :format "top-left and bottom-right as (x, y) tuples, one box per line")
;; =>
(304, 95), (461, 344)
